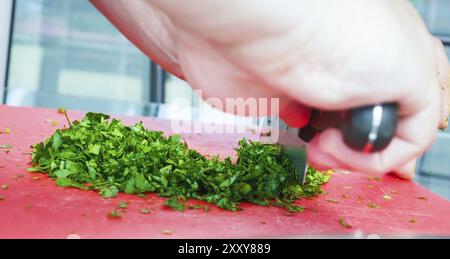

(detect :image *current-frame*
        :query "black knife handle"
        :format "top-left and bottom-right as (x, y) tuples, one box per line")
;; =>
(300, 103), (398, 153)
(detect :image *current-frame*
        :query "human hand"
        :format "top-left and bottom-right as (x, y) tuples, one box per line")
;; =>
(92, 0), (450, 178)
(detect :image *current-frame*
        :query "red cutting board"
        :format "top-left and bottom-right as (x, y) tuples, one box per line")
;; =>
(0, 105), (449, 239)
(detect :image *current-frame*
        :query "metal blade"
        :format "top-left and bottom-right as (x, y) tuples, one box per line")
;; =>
(278, 120), (309, 185)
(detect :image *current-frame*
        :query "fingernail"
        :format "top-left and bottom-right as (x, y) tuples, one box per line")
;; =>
(439, 116), (449, 130)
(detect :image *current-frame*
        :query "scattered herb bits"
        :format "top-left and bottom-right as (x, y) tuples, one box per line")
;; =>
(367, 202), (380, 209)
(339, 218), (352, 229)
(0, 145), (12, 149)
(161, 229), (172, 235)
(188, 204), (202, 210)
(107, 210), (122, 219)
(29, 112), (330, 212)
(45, 119), (59, 126)
(164, 196), (186, 212)
(1, 184), (8, 190)
(140, 209), (151, 214)
(117, 201), (128, 209)
(383, 195), (392, 200)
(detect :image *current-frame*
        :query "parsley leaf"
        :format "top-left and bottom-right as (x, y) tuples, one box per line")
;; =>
(29, 113), (330, 212)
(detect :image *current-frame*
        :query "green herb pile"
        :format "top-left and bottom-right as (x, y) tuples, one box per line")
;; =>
(28, 112), (330, 212)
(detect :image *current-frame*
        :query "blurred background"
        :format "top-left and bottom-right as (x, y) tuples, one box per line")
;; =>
(0, 0), (449, 198)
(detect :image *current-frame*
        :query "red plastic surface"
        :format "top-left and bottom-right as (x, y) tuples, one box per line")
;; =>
(1, 105), (450, 239)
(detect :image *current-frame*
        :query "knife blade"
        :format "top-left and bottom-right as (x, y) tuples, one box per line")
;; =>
(278, 120), (309, 184)
(277, 103), (398, 184)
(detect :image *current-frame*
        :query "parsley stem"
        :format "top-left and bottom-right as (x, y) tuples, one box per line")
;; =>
(63, 110), (73, 127)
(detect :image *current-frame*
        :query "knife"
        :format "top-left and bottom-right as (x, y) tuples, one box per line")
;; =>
(278, 103), (398, 184)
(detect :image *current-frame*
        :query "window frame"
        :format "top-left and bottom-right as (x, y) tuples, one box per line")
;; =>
(0, 0), (14, 104)
(3, 0), (166, 106)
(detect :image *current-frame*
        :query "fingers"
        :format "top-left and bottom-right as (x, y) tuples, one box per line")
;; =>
(307, 84), (440, 175)
(392, 158), (417, 180)
(307, 137), (344, 171)
(309, 134), (418, 180)
(309, 129), (416, 175)
(389, 38), (449, 180)
(91, 0), (184, 79)
(434, 38), (450, 129)
(309, 135), (418, 180)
